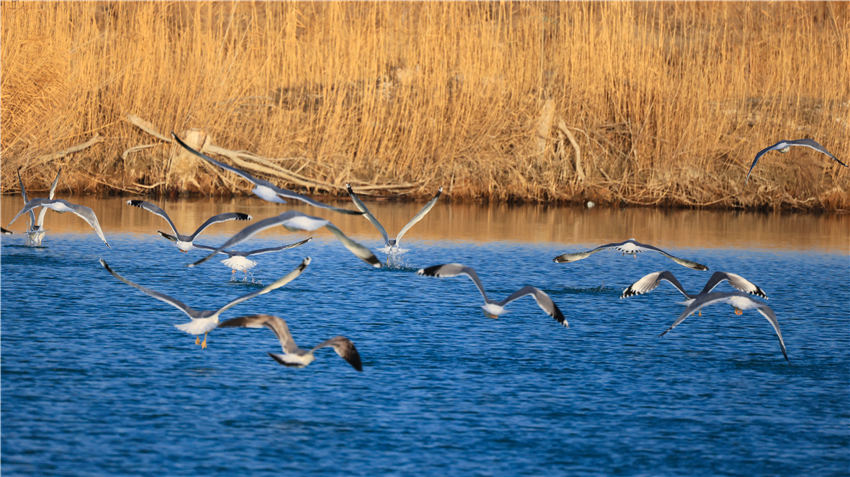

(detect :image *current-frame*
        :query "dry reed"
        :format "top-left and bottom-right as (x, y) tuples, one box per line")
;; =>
(2, 2), (848, 211)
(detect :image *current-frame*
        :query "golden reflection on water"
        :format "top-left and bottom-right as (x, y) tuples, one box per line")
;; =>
(1, 196), (848, 252)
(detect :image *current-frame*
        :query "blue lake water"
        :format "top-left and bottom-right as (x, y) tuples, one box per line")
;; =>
(2, 223), (849, 475)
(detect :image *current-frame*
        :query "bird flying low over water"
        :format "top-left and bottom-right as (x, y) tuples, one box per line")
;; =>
(346, 183), (442, 254)
(127, 200), (251, 252)
(171, 132), (362, 215)
(163, 233), (311, 278)
(218, 314), (363, 371)
(18, 167), (61, 246)
(8, 198), (109, 248)
(417, 263), (568, 326)
(553, 239), (708, 271)
(99, 257), (311, 349)
(621, 271), (767, 302)
(746, 138), (846, 182)
(659, 291), (788, 361)
(188, 211), (381, 269)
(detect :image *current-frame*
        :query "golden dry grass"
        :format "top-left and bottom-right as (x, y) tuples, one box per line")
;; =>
(2, 1), (848, 210)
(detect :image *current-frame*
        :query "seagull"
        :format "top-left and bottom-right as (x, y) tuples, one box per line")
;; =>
(127, 200), (251, 252)
(8, 198), (109, 247)
(659, 291), (788, 361)
(99, 257), (310, 349)
(346, 183), (442, 254)
(172, 132), (362, 215)
(553, 239), (708, 271)
(218, 314), (363, 371)
(17, 167), (61, 246)
(188, 211), (381, 269)
(621, 271), (767, 304)
(417, 263), (568, 326)
(746, 138), (846, 182)
(161, 232), (311, 278)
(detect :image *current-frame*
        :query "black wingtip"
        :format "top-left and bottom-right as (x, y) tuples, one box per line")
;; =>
(236, 213), (252, 221)
(417, 264), (443, 277)
(127, 199), (145, 207)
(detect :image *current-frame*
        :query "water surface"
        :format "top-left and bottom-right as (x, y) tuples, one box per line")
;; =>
(2, 198), (848, 475)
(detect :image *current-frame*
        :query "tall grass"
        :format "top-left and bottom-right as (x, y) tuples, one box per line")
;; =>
(2, 2), (848, 210)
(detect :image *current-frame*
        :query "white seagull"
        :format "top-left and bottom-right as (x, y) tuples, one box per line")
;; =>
(218, 314), (363, 371)
(346, 183), (442, 254)
(162, 232), (311, 278)
(17, 167), (61, 246)
(659, 291), (788, 361)
(621, 270), (767, 304)
(172, 132), (362, 215)
(99, 257), (310, 349)
(746, 138), (846, 182)
(417, 263), (568, 326)
(553, 239), (708, 271)
(8, 198), (109, 247)
(127, 200), (251, 252)
(188, 211), (381, 269)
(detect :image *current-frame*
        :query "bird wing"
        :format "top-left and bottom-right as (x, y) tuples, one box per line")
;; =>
(241, 237), (312, 256)
(746, 141), (787, 182)
(55, 200), (109, 247)
(99, 259), (200, 318)
(218, 314), (299, 354)
(395, 187), (442, 245)
(755, 305), (788, 361)
(417, 263), (490, 302)
(273, 187), (363, 216)
(187, 212), (252, 240)
(189, 212), (310, 267)
(36, 168), (62, 227)
(323, 223), (382, 268)
(498, 286), (568, 327)
(346, 184), (389, 244)
(699, 271), (767, 298)
(172, 132), (266, 185)
(312, 336), (364, 371)
(216, 257), (311, 315)
(127, 200), (179, 236)
(633, 241), (708, 271)
(553, 241), (625, 263)
(787, 139), (846, 167)
(621, 271), (692, 299)
(16, 168), (36, 228)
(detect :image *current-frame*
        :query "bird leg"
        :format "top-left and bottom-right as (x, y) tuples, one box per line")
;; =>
(195, 336), (200, 345)
(698, 311), (702, 317)
(201, 333), (208, 349)
(734, 308), (743, 315)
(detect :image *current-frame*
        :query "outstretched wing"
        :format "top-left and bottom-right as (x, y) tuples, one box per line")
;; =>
(746, 141), (787, 182)
(17, 168), (36, 228)
(312, 336), (364, 371)
(553, 241), (627, 264)
(324, 223), (382, 268)
(632, 241), (708, 271)
(241, 237), (312, 256)
(754, 305), (788, 361)
(699, 271), (767, 298)
(498, 286), (568, 327)
(127, 200), (180, 236)
(218, 314), (299, 354)
(99, 259), (200, 318)
(188, 212), (252, 240)
(622, 271), (692, 299)
(37, 168), (62, 227)
(395, 187), (442, 245)
(346, 184), (389, 244)
(787, 139), (846, 167)
(417, 263), (490, 302)
(216, 257), (311, 314)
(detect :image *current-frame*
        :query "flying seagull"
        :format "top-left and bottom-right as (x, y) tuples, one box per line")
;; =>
(621, 271), (767, 303)
(659, 291), (788, 361)
(188, 211), (381, 269)
(8, 198), (109, 247)
(346, 183), (442, 254)
(162, 232), (311, 278)
(99, 257), (310, 348)
(17, 167), (61, 246)
(172, 132), (362, 215)
(746, 138), (846, 182)
(218, 314), (363, 371)
(127, 200), (251, 252)
(553, 239), (708, 271)
(417, 263), (568, 326)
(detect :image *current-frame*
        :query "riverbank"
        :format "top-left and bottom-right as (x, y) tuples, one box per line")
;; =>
(2, 2), (848, 210)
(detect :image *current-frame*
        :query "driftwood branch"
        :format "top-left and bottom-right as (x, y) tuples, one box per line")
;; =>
(28, 134), (104, 170)
(558, 120), (584, 183)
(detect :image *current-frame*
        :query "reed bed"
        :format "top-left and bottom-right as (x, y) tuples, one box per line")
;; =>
(2, 2), (848, 210)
